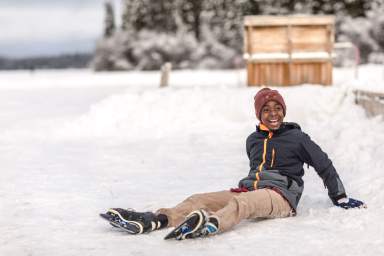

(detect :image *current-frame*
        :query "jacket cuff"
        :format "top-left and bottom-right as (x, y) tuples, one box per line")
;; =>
(331, 193), (347, 205)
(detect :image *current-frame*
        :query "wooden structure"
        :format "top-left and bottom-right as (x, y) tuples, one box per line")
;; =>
(244, 15), (334, 86)
(354, 90), (384, 118)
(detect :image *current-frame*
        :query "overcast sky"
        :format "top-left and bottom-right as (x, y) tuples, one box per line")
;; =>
(0, 0), (121, 58)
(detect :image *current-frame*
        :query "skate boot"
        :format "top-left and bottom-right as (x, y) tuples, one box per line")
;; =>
(100, 208), (166, 234)
(164, 209), (219, 240)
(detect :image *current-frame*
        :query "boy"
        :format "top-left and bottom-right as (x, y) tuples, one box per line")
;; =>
(100, 88), (366, 240)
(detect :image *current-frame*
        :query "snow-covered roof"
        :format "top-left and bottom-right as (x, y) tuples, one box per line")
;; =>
(243, 51), (333, 61)
(244, 15), (335, 26)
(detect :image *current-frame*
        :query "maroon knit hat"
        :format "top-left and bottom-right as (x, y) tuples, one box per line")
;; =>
(254, 88), (286, 120)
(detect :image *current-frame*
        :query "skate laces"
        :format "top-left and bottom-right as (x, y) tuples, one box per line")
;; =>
(198, 216), (219, 236)
(192, 211), (218, 237)
(202, 221), (218, 234)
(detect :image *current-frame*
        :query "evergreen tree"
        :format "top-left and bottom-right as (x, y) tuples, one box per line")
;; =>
(178, 0), (203, 40)
(93, 0), (384, 70)
(311, 0), (372, 17)
(200, 0), (246, 51)
(104, 0), (116, 38)
(121, 0), (177, 33)
(369, 0), (384, 50)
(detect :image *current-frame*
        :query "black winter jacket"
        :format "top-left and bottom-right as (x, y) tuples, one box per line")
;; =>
(238, 122), (347, 210)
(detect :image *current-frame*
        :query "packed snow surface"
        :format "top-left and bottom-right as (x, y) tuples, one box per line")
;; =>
(0, 66), (383, 256)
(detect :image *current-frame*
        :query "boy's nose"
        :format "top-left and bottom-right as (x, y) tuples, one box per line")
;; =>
(270, 109), (277, 116)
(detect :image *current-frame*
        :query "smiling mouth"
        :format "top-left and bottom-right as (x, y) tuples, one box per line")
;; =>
(267, 119), (281, 126)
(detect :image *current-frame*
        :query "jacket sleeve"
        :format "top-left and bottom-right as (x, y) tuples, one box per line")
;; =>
(299, 133), (347, 204)
(246, 133), (255, 169)
(238, 134), (257, 190)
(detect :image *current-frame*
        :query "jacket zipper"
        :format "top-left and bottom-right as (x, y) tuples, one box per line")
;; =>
(270, 148), (275, 168)
(254, 126), (273, 189)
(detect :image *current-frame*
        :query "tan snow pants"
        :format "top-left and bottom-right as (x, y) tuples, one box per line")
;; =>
(156, 188), (292, 232)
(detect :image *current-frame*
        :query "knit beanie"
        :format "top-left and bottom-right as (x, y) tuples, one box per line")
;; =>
(254, 88), (286, 120)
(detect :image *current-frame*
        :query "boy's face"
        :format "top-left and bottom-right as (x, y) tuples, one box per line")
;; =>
(260, 100), (284, 130)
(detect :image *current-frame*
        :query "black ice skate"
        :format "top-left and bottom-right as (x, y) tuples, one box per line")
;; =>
(164, 209), (219, 240)
(100, 208), (162, 234)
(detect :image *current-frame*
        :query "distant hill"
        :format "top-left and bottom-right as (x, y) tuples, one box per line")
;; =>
(0, 53), (92, 70)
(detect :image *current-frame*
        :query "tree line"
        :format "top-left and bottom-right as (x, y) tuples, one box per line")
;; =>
(92, 0), (383, 71)
(0, 54), (92, 70)
(2, 0), (381, 70)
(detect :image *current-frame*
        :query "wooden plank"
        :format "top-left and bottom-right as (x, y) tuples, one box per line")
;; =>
(272, 64), (278, 85)
(248, 26), (288, 53)
(250, 44), (289, 53)
(327, 62), (332, 85)
(247, 60), (332, 86)
(291, 43), (329, 52)
(280, 63), (285, 85)
(244, 17), (334, 53)
(283, 63), (290, 85)
(316, 63), (321, 84)
(287, 24), (292, 85)
(247, 26), (253, 54)
(289, 58), (330, 63)
(300, 63), (308, 84)
(247, 62), (254, 86)
(260, 64), (266, 85)
(265, 64), (273, 85)
(290, 64), (297, 85)
(326, 24), (333, 54)
(288, 62), (331, 85)
(243, 27), (248, 54)
(277, 63), (283, 85)
(290, 26), (328, 43)
(322, 63), (327, 85)
(244, 15), (334, 27)
(255, 63), (260, 86)
(248, 27), (288, 43)
(247, 56), (290, 63)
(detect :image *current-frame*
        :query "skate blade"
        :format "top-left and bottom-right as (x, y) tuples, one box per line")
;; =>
(99, 213), (142, 234)
(99, 213), (114, 221)
(99, 213), (120, 228)
(164, 210), (204, 240)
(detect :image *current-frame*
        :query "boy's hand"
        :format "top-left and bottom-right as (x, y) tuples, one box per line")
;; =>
(336, 197), (367, 209)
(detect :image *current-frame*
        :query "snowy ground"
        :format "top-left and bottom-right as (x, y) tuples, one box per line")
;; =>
(0, 66), (383, 256)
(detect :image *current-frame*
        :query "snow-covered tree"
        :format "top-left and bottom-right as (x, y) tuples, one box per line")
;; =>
(104, 0), (116, 38)
(121, 0), (177, 33)
(92, 0), (384, 70)
(369, 1), (384, 50)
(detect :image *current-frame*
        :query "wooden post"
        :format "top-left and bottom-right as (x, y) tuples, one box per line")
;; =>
(160, 62), (172, 88)
(353, 44), (360, 79)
